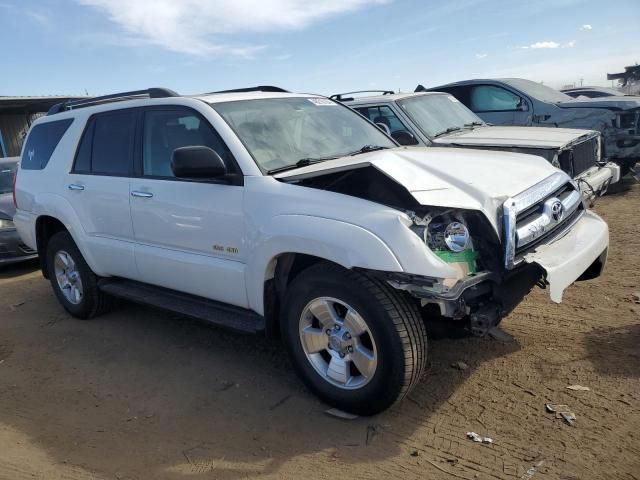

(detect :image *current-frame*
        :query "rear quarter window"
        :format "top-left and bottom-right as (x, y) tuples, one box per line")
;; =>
(21, 119), (74, 170)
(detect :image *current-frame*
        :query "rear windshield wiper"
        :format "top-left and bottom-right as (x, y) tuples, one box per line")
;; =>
(266, 156), (336, 175)
(348, 145), (390, 156)
(433, 126), (463, 138)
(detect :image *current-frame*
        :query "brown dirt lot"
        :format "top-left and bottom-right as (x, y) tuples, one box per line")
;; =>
(1, 182), (639, 480)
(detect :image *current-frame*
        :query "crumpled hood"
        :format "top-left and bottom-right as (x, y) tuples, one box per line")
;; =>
(558, 96), (640, 111)
(433, 125), (595, 149)
(276, 147), (561, 231)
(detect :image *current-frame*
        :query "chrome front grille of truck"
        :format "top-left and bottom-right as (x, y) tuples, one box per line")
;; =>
(503, 172), (584, 269)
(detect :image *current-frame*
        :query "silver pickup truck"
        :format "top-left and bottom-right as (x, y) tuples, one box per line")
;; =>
(336, 90), (620, 201)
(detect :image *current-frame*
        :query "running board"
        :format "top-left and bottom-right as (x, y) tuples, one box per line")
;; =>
(98, 279), (265, 334)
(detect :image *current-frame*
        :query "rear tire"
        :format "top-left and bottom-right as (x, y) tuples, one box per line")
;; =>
(281, 262), (427, 415)
(46, 231), (113, 319)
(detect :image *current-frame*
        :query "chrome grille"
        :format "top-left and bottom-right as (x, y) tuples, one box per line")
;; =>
(503, 172), (584, 269)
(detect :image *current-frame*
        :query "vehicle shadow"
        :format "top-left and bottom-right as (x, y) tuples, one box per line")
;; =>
(0, 283), (521, 479)
(584, 323), (640, 378)
(0, 258), (39, 279)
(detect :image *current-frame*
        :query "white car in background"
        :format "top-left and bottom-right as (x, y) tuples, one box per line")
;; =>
(336, 90), (620, 202)
(13, 87), (609, 414)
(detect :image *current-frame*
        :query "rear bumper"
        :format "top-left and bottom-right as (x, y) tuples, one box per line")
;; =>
(523, 210), (608, 302)
(0, 229), (38, 266)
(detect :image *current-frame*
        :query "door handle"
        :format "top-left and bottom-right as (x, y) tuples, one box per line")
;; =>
(68, 184), (85, 191)
(131, 191), (153, 198)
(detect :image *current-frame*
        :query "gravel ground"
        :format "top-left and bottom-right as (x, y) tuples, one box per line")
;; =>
(0, 181), (638, 480)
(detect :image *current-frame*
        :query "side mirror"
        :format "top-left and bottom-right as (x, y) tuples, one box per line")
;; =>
(375, 122), (391, 135)
(171, 146), (227, 179)
(391, 130), (419, 146)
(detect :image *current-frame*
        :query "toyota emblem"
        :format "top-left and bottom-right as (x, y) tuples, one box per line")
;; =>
(551, 200), (564, 222)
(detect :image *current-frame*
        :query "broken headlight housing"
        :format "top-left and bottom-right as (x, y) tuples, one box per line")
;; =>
(411, 212), (478, 275)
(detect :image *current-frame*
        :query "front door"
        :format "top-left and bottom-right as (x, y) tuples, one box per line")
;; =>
(129, 107), (248, 307)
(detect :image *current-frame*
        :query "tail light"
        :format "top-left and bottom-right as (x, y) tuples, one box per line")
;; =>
(12, 168), (18, 209)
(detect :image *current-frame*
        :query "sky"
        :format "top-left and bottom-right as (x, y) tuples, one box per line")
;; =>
(1, 0), (639, 97)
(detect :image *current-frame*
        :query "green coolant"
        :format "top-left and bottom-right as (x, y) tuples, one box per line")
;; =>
(435, 249), (478, 274)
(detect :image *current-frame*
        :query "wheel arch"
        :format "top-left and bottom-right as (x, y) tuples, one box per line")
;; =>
(35, 215), (68, 278)
(246, 215), (405, 334)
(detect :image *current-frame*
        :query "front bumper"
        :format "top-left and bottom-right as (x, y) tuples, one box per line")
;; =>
(0, 229), (38, 266)
(575, 162), (620, 201)
(523, 210), (608, 303)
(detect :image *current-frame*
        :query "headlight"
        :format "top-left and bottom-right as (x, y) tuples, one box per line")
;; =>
(444, 222), (470, 252)
(417, 214), (478, 274)
(0, 218), (16, 230)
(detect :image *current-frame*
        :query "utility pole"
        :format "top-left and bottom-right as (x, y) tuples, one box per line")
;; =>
(579, 78), (584, 87)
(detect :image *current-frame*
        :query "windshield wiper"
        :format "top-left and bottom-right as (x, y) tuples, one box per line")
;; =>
(463, 121), (484, 127)
(348, 145), (389, 156)
(266, 156), (336, 175)
(433, 126), (463, 138)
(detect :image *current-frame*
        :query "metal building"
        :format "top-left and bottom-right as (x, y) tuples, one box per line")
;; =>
(0, 96), (83, 158)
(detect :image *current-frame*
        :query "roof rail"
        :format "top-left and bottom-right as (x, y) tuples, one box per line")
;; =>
(329, 90), (395, 102)
(47, 88), (179, 115)
(207, 86), (290, 95)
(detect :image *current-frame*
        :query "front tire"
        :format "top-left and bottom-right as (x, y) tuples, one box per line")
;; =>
(46, 231), (113, 319)
(281, 263), (427, 415)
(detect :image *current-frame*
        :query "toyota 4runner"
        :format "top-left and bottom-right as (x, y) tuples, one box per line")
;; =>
(13, 87), (609, 415)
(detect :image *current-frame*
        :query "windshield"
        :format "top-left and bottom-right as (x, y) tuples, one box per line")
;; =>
(398, 94), (484, 138)
(0, 161), (17, 195)
(503, 78), (572, 103)
(211, 97), (396, 173)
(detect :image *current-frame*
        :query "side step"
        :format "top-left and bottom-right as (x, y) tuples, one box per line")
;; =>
(98, 279), (265, 334)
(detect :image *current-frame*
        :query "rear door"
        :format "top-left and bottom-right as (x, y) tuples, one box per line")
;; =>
(64, 109), (137, 278)
(129, 106), (248, 307)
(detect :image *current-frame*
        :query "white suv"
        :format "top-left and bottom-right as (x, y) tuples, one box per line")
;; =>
(14, 87), (609, 415)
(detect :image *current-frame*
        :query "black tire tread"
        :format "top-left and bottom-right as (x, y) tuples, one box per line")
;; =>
(294, 262), (428, 408)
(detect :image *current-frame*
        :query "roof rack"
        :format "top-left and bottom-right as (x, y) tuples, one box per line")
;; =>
(206, 86), (290, 95)
(47, 88), (179, 115)
(329, 90), (395, 102)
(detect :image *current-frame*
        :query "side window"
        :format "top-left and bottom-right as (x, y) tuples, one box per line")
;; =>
(142, 109), (234, 178)
(437, 86), (472, 109)
(73, 111), (135, 175)
(92, 111), (136, 175)
(21, 119), (73, 170)
(73, 121), (94, 173)
(356, 105), (408, 134)
(470, 85), (522, 112)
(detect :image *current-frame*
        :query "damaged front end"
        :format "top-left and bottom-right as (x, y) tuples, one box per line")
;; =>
(277, 153), (608, 337)
(378, 172), (606, 337)
(378, 208), (544, 337)
(603, 109), (640, 173)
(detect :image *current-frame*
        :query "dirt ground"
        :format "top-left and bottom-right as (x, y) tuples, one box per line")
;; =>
(1, 182), (638, 480)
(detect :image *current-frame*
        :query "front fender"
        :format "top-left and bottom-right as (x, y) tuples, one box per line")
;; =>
(245, 214), (404, 314)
